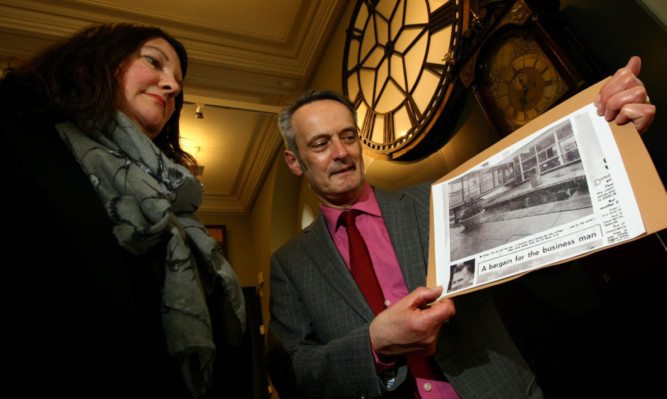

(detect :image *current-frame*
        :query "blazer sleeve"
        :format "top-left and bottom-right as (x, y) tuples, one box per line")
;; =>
(266, 242), (410, 398)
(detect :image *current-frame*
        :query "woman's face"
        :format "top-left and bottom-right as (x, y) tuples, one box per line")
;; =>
(116, 37), (183, 140)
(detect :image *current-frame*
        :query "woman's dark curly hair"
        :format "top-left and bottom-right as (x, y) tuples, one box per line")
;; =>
(0, 23), (196, 169)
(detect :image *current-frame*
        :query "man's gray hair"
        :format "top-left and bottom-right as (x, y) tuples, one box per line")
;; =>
(278, 89), (358, 159)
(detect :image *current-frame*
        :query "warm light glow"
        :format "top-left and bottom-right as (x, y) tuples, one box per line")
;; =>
(195, 103), (204, 119)
(301, 203), (315, 230)
(180, 137), (201, 158)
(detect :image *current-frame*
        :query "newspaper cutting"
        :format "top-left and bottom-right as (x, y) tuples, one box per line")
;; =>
(431, 103), (646, 296)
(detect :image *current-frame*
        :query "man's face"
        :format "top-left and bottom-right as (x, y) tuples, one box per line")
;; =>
(285, 99), (365, 208)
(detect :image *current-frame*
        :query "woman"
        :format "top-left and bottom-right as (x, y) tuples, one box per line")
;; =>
(1, 24), (244, 398)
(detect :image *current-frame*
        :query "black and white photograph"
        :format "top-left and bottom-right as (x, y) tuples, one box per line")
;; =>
(446, 119), (594, 262)
(431, 104), (647, 296)
(447, 259), (476, 292)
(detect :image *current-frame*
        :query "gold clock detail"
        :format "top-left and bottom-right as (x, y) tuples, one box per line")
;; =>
(486, 36), (567, 130)
(458, 0), (603, 137)
(342, 0), (469, 160)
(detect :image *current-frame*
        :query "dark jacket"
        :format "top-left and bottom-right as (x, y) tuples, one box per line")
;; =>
(2, 111), (189, 397)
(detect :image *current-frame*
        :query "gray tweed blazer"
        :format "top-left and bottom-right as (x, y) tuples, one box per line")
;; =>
(266, 183), (543, 399)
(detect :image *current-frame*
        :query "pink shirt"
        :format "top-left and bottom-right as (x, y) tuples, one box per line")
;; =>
(321, 182), (459, 399)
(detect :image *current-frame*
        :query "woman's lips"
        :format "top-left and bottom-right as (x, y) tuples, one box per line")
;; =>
(145, 93), (166, 108)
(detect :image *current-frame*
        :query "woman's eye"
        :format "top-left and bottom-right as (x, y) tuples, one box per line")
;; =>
(144, 55), (160, 68)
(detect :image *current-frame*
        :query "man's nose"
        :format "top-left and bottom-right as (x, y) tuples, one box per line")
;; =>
(331, 138), (349, 159)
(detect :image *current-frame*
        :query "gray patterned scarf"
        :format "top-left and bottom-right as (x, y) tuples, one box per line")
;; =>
(57, 112), (245, 398)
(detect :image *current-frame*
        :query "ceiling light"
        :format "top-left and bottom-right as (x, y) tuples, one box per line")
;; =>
(195, 103), (204, 119)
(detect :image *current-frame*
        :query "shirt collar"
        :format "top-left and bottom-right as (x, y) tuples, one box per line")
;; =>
(320, 182), (381, 236)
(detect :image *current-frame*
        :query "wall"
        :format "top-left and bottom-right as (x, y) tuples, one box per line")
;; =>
(198, 150), (301, 316)
(197, 211), (256, 287)
(200, 153), (299, 398)
(558, 0), (667, 184)
(264, 153), (302, 323)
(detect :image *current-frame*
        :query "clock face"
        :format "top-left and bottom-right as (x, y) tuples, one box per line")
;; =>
(342, 0), (467, 160)
(485, 35), (568, 130)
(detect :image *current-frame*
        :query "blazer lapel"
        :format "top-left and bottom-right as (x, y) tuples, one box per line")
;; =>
(299, 213), (376, 321)
(376, 189), (428, 292)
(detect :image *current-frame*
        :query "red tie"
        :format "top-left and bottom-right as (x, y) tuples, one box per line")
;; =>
(340, 210), (455, 399)
(340, 210), (386, 314)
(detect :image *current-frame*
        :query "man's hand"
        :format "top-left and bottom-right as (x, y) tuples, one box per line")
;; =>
(369, 286), (455, 358)
(595, 56), (655, 134)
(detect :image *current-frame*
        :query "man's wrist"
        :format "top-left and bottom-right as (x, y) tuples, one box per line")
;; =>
(370, 332), (396, 373)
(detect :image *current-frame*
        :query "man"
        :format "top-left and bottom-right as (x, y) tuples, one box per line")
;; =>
(266, 57), (654, 398)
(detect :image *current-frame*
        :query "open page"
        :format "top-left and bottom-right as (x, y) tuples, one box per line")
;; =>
(431, 103), (647, 297)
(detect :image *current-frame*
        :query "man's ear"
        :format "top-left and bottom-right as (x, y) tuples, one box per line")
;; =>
(284, 150), (303, 176)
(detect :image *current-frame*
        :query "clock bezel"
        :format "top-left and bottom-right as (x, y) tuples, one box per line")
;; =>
(458, 0), (603, 138)
(473, 24), (579, 135)
(341, 0), (470, 161)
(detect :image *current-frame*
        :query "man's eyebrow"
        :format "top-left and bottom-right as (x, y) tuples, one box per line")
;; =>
(306, 133), (331, 146)
(306, 126), (358, 146)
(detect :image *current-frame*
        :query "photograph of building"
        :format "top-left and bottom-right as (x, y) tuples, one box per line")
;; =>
(448, 119), (593, 261)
